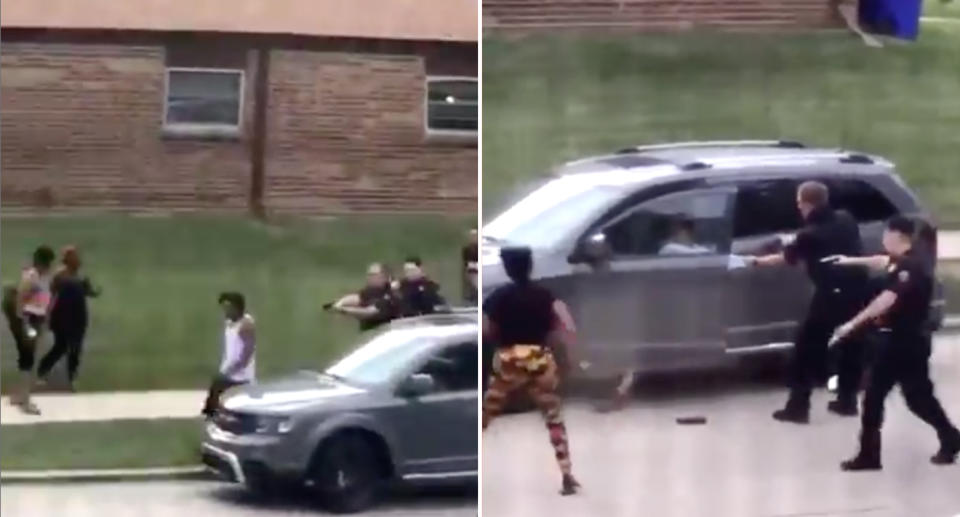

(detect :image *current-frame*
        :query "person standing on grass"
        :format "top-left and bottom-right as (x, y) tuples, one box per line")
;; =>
(2, 245), (56, 415)
(36, 246), (101, 391)
(396, 255), (447, 317)
(462, 229), (478, 303)
(464, 261), (478, 307)
(202, 292), (256, 418)
(328, 263), (400, 331)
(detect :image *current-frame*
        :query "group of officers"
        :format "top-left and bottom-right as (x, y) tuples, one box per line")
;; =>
(326, 230), (479, 331)
(481, 180), (960, 495)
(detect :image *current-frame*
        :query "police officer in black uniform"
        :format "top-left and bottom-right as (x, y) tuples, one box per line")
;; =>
(328, 262), (399, 331)
(396, 256), (447, 317)
(746, 181), (869, 422)
(830, 216), (960, 470)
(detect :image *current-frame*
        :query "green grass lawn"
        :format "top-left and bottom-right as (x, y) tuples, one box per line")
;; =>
(1, 214), (473, 393)
(482, 22), (960, 224)
(0, 419), (203, 470)
(924, 0), (960, 19)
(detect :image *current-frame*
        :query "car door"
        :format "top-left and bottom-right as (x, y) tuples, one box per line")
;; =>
(391, 340), (478, 478)
(725, 178), (810, 350)
(558, 187), (736, 376)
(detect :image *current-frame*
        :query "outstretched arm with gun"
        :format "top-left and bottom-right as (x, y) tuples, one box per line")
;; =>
(821, 254), (891, 271)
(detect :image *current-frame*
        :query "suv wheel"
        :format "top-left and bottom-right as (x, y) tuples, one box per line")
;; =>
(308, 433), (386, 514)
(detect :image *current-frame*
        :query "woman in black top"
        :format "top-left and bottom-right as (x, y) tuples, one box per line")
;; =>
(37, 246), (100, 390)
(482, 246), (580, 495)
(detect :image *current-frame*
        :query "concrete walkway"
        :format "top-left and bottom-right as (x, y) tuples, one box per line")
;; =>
(1, 390), (205, 426)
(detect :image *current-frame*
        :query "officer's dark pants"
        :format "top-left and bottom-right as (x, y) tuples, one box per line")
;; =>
(786, 290), (865, 412)
(859, 332), (959, 450)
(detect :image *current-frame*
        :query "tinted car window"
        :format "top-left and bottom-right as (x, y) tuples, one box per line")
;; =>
(602, 189), (731, 257)
(417, 341), (477, 393)
(821, 178), (897, 222)
(733, 179), (802, 238)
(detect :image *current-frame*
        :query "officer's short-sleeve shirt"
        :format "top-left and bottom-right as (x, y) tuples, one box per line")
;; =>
(358, 285), (399, 331)
(483, 282), (556, 348)
(880, 250), (933, 334)
(782, 209), (865, 293)
(398, 278), (445, 317)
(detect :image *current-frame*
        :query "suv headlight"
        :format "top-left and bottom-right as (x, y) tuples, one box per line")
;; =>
(255, 415), (294, 434)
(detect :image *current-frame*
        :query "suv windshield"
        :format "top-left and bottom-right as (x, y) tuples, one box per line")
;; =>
(326, 328), (429, 386)
(484, 178), (623, 249)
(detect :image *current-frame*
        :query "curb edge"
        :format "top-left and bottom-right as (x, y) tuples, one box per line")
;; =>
(0, 466), (211, 485)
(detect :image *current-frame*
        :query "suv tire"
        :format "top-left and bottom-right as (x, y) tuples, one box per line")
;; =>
(308, 433), (386, 514)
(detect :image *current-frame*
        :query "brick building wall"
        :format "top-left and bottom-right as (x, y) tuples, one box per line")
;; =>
(265, 51), (476, 213)
(0, 43), (254, 210)
(483, 0), (838, 30)
(0, 32), (477, 214)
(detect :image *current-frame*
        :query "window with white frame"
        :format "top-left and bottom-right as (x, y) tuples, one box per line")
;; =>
(164, 68), (244, 131)
(426, 77), (477, 135)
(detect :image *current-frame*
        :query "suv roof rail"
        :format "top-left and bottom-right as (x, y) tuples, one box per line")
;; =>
(839, 153), (874, 164)
(616, 140), (806, 154)
(681, 161), (712, 171)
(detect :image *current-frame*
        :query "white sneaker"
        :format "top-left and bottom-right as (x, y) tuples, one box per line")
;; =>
(827, 375), (839, 393)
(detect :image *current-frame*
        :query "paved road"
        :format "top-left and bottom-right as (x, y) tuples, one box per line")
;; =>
(0, 480), (476, 516)
(483, 334), (960, 517)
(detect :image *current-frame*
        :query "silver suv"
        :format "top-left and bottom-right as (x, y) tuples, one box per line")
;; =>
(482, 141), (944, 382)
(202, 310), (477, 513)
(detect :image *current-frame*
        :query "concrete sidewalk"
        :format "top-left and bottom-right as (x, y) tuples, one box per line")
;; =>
(1, 390), (205, 426)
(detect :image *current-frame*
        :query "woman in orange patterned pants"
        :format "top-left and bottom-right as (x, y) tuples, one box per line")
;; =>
(482, 246), (580, 495)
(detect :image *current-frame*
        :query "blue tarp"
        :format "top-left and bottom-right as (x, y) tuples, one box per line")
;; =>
(859, 0), (923, 40)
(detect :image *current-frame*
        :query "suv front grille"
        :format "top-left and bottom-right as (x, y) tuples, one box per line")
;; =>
(214, 410), (257, 435)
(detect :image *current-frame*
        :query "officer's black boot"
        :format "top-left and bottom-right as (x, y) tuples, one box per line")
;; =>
(827, 395), (859, 417)
(773, 390), (810, 424)
(841, 428), (882, 471)
(931, 428), (960, 465)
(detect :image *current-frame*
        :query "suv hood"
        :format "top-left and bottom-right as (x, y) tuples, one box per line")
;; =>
(222, 371), (366, 413)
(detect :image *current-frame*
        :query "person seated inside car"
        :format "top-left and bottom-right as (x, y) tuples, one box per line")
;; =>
(658, 216), (712, 255)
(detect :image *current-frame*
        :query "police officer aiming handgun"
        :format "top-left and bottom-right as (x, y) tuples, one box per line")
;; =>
(826, 216), (960, 470)
(325, 262), (399, 331)
(745, 181), (870, 423)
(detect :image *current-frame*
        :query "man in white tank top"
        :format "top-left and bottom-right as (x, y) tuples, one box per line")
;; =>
(203, 292), (256, 418)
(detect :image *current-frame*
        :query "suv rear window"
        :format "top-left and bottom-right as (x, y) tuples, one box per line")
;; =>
(733, 180), (801, 237)
(733, 177), (899, 238)
(821, 178), (898, 222)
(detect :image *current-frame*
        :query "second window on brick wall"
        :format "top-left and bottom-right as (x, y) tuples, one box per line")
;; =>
(426, 77), (477, 135)
(164, 68), (244, 134)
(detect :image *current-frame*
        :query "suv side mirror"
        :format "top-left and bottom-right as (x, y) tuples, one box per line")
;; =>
(573, 233), (612, 265)
(398, 373), (435, 398)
